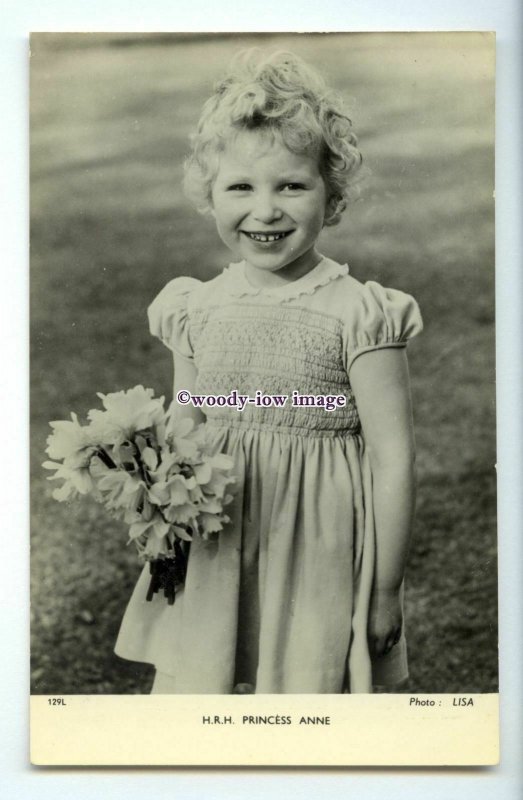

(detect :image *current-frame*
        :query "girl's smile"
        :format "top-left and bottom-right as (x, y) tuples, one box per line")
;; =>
(210, 130), (328, 287)
(242, 230), (293, 243)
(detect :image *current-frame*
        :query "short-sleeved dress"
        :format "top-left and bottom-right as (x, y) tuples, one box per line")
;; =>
(114, 255), (423, 693)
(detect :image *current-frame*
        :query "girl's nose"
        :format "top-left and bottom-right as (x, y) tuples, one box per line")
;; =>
(252, 192), (283, 223)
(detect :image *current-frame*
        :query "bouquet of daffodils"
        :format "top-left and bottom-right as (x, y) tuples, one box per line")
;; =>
(43, 386), (235, 604)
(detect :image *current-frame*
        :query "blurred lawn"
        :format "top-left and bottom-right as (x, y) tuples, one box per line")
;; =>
(30, 32), (496, 694)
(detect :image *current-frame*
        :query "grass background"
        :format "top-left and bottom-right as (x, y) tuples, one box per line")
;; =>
(30, 32), (497, 694)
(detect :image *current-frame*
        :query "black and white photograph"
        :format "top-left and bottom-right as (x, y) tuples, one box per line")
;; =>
(30, 30), (497, 760)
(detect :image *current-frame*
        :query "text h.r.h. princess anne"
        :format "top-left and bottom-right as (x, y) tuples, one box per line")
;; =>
(43, 385), (235, 604)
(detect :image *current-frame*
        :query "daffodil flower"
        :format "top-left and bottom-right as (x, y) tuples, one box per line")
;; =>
(97, 470), (146, 512)
(42, 459), (94, 501)
(45, 412), (98, 467)
(88, 386), (166, 445)
(198, 511), (229, 539)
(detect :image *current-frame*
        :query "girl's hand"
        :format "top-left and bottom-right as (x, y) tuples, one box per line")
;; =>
(368, 587), (403, 658)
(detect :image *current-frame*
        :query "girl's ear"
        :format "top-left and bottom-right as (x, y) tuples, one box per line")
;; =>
(324, 194), (344, 226)
(324, 195), (337, 224)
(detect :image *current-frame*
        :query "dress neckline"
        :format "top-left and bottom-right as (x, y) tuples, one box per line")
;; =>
(223, 256), (349, 302)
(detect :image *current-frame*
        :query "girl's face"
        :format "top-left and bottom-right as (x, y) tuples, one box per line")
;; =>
(210, 129), (327, 282)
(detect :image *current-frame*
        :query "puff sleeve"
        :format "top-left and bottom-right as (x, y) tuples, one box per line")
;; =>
(344, 280), (423, 373)
(147, 276), (201, 360)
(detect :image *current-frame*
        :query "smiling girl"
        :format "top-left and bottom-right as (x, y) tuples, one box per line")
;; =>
(114, 50), (423, 694)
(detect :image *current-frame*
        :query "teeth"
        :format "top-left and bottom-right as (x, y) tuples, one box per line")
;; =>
(247, 232), (288, 242)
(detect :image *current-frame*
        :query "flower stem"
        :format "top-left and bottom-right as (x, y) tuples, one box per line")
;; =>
(94, 448), (117, 470)
(131, 438), (151, 487)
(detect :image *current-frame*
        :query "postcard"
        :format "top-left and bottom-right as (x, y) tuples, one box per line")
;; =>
(30, 30), (498, 766)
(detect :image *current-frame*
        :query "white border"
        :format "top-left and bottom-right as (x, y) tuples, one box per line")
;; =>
(3, 0), (521, 796)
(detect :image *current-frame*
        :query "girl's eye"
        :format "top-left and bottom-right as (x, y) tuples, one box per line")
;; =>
(282, 183), (306, 192)
(228, 183), (252, 191)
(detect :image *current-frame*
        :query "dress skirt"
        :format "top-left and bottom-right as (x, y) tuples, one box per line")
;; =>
(114, 422), (408, 693)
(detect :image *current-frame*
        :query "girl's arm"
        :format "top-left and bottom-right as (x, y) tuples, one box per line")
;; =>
(170, 352), (206, 428)
(349, 347), (417, 658)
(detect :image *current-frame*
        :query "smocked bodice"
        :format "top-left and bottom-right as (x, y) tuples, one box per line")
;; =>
(189, 300), (359, 435)
(147, 257), (423, 437)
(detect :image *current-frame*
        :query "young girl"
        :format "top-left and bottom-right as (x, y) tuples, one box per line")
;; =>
(114, 50), (423, 694)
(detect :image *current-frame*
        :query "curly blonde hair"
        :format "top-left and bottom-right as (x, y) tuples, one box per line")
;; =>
(183, 49), (363, 226)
